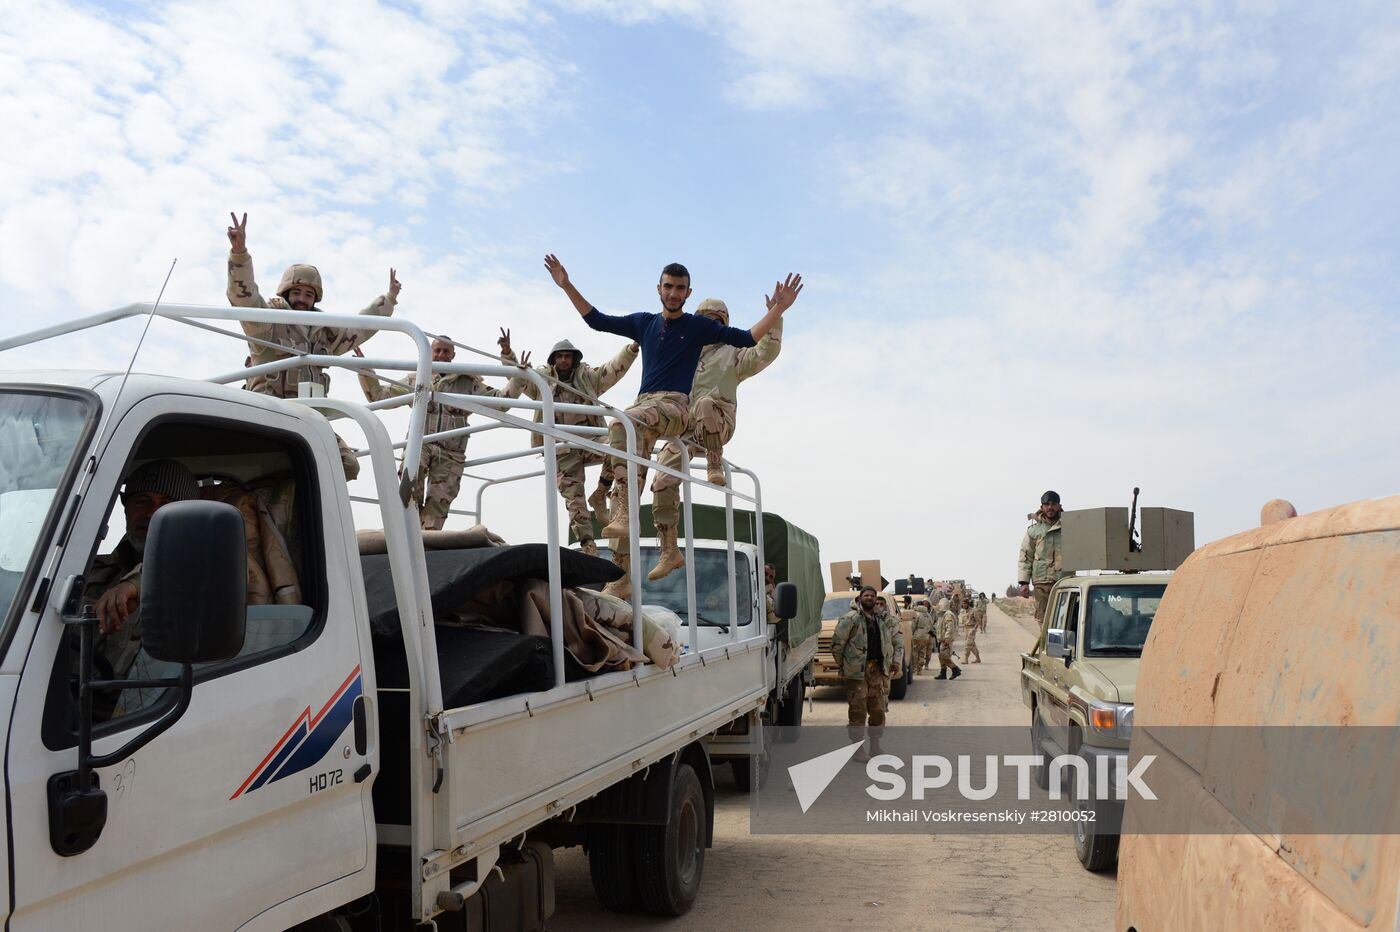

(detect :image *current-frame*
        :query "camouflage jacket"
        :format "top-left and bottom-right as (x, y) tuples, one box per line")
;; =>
(830, 606), (903, 679)
(84, 537), (145, 676)
(359, 353), (517, 456)
(691, 317), (782, 409)
(1017, 512), (1065, 583)
(935, 609), (958, 643)
(911, 610), (933, 639)
(507, 344), (638, 449)
(227, 249), (396, 397)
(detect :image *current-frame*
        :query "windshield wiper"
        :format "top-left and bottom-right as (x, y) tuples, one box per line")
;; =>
(692, 612), (730, 633)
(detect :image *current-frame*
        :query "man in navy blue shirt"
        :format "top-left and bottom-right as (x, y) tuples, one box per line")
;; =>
(544, 254), (800, 596)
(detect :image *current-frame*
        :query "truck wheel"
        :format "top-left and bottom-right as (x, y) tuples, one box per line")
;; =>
(636, 763), (707, 916)
(889, 667), (909, 700)
(775, 673), (805, 736)
(1073, 781), (1120, 871)
(1030, 710), (1049, 790)
(587, 823), (639, 912)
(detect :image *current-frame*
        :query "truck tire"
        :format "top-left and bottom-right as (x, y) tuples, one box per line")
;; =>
(1030, 709), (1049, 790)
(635, 763), (707, 916)
(775, 673), (805, 732)
(1074, 779), (1120, 871)
(587, 823), (639, 912)
(889, 665), (910, 700)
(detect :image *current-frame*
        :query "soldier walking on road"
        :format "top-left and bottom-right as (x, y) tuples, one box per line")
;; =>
(934, 598), (962, 680)
(975, 593), (989, 633)
(961, 605), (981, 663)
(647, 296), (789, 580)
(356, 330), (519, 530)
(508, 337), (639, 559)
(543, 255), (798, 591)
(830, 586), (903, 762)
(1018, 490), (1069, 624)
(225, 212), (400, 480)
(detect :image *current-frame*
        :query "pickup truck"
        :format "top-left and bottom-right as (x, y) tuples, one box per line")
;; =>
(0, 303), (800, 930)
(1019, 571), (1172, 871)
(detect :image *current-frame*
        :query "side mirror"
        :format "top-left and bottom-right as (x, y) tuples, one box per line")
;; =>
(142, 500), (247, 663)
(773, 582), (798, 621)
(1045, 628), (1073, 659)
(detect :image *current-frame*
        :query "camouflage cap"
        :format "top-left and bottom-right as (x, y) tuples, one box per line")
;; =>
(123, 459), (199, 503)
(696, 298), (729, 326)
(276, 263), (324, 303)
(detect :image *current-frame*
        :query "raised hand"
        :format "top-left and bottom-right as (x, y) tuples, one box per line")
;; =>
(227, 211), (248, 252)
(352, 346), (364, 358)
(766, 272), (804, 314)
(518, 351), (532, 369)
(544, 254), (570, 289)
(389, 268), (402, 299)
(498, 327), (513, 357)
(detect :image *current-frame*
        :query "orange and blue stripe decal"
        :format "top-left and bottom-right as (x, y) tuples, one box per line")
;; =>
(230, 666), (362, 800)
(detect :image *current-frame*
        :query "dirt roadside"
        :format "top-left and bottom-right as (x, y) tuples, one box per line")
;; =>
(548, 602), (1116, 931)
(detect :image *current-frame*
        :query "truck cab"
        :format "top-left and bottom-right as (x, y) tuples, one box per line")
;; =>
(1019, 571), (1172, 871)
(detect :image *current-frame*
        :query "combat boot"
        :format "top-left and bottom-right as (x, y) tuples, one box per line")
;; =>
(579, 537), (597, 558)
(849, 728), (869, 763)
(705, 449), (726, 485)
(951, 666), (962, 680)
(934, 670), (948, 681)
(599, 483), (631, 540)
(588, 481), (612, 524)
(868, 728), (885, 758)
(648, 525), (686, 581)
(601, 553), (631, 600)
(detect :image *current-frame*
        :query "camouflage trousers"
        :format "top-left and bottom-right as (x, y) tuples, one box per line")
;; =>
(651, 401), (736, 529)
(1033, 581), (1054, 626)
(413, 443), (466, 531)
(606, 392), (689, 489)
(912, 636), (932, 672)
(845, 660), (890, 728)
(938, 640), (960, 673)
(557, 447), (605, 543)
(963, 629), (981, 663)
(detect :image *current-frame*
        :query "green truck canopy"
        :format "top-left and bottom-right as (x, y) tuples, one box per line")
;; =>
(587, 505), (823, 647)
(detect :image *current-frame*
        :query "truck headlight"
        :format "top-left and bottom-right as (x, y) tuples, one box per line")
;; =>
(1087, 701), (1133, 739)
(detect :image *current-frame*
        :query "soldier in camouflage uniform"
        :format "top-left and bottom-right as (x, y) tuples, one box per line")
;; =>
(830, 586), (903, 761)
(961, 605), (981, 663)
(357, 330), (518, 530)
(975, 593), (989, 633)
(911, 599), (934, 673)
(507, 337), (639, 559)
(646, 297), (785, 581)
(225, 212), (400, 480)
(1018, 490), (1068, 624)
(934, 598), (962, 680)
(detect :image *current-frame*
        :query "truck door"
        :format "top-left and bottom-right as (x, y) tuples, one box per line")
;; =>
(4, 395), (375, 930)
(1037, 589), (1079, 740)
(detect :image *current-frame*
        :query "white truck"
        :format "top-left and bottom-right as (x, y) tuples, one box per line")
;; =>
(0, 303), (800, 930)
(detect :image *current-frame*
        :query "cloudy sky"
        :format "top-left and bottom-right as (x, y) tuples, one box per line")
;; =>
(2, 0), (1397, 593)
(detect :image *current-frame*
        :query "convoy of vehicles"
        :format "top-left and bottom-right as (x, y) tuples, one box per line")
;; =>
(0, 304), (806, 930)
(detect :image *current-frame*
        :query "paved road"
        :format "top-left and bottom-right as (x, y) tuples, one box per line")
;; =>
(550, 603), (1117, 930)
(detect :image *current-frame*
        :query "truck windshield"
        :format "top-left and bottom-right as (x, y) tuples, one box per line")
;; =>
(601, 546), (754, 628)
(1083, 585), (1166, 656)
(0, 390), (94, 624)
(822, 597), (853, 620)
